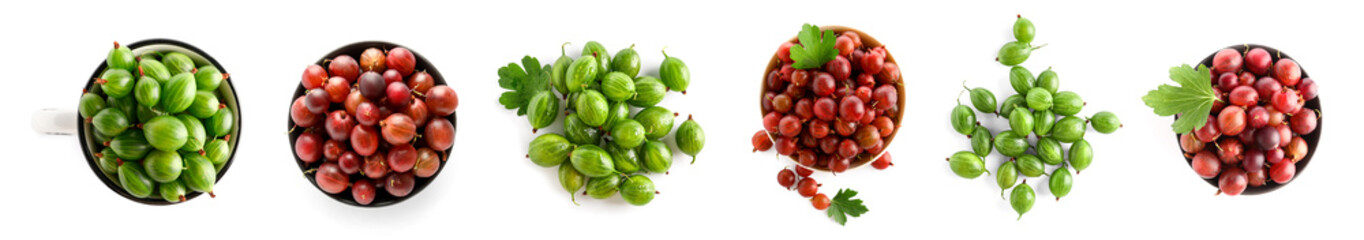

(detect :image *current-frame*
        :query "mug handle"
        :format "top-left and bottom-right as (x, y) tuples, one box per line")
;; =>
(32, 108), (78, 135)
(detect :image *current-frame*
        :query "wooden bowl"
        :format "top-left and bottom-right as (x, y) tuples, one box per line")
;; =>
(761, 26), (905, 171)
(80, 39), (242, 205)
(288, 41), (456, 207)
(1178, 44), (1320, 195)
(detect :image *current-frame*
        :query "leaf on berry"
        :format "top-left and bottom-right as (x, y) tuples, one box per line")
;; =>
(1142, 64), (1219, 134)
(789, 23), (838, 69)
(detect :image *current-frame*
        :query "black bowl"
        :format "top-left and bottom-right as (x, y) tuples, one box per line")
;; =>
(80, 39), (242, 205)
(288, 41), (455, 207)
(1179, 44), (1320, 195)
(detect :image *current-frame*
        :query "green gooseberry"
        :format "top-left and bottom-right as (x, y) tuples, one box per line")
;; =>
(999, 94), (1025, 118)
(674, 116), (705, 164)
(629, 76), (667, 107)
(601, 71), (636, 102)
(951, 104), (977, 135)
(1008, 66), (1034, 95)
(585, 175), (621, 199)
(574, 90), (610, 127)
(570, 145), (615, 178)
(1069, 139), (1094, 173)
(1036, 137), (1064, 165)
(600, 101), (629, 130)
(107, 43), (137, 73)
(138, 58), (171, 82)
(118, 161), (156, 198)
(582, 41), (611, 81)
(948, 151), (988, 179)
(159, 179), (188, 203)
(1035, 67), (1059, 94)
(996, 160), (1018, 200)
(143, 115), (187, 151)
(99, 69), (135, 99)
(92, 108), (131, 137)
(1008, 106), (1033, 137)
(970, 126), (993, 157)
(659, 48), (690, 93)
(161, 52), (196, 76)
(1050, 166), (1073, 200)
(187, 91), (220, 119)
(1033, 109), (1055, 136)
(1025, 88), (1052, 111)
(565, 55), (598, 93)
(620, 175), (656, 206)
(606, 143), (642, 174)
(527, 91), (560, 130)
(558, 162), (587, 205)
(611, 45), (642, 77)
(96, 148), (119, 175)
(551, 43), (574, 95)
(611, 119), (647, 149)
(529, 133), (575, 167)
(1052, 91), (1084, 116)
(1010, 180), (1035, 221)
(175, 114), (206, 152)
(134, 76), (160, 108)
(1013, 16), (1035, 43)
(1052, 116), (1087, 143)
(143, 149), (183, 183)
(1015, 154), (1046, 177)
(194, 66), (225, 91)
(993, 131), (1028, 157)
(998, 41), (1044, 66)
(634, 106), (675, 140)
(79, 92), (107, 119)
(1090, 111), (1121, 134)
(640, 140), (673, 174)
(564, 113), (602, 145)
(965, 84), (997, 114)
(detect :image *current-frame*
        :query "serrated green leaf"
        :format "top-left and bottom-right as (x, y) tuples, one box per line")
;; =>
(1142, 64), (1217, 134)
(789, 23), (838, 69)
(496, 56), (552, 116)
(826, 188), (868, 226)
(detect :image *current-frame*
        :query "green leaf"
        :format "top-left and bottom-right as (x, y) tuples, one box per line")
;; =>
(826, 188), (868, 226)
(1141, 64), (1218, 134)
(496, 56), (552, 116)
(498, 92), (519, 110)
(789, 23), (838, 69)
(497, 63), (525, 90)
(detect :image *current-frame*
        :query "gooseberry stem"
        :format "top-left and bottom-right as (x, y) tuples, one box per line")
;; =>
(956, 89), (967, 105)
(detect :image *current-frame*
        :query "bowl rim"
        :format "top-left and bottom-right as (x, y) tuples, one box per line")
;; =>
(79, 38), (242, 205)
(287, 41), (456, 207)
(760, 25), (905, 171)
(1178, 43), (1321, 195)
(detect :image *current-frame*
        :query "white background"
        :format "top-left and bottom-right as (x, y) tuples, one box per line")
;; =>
(3, 0), (1361, 239)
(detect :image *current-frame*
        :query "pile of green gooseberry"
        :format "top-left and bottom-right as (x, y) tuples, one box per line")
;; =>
(80, 41), (234, 203)
(521, 41), (705, 206)
(948, 16), (1121, 220)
